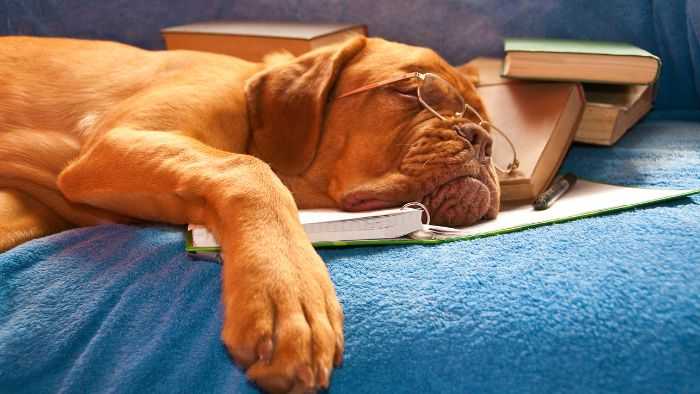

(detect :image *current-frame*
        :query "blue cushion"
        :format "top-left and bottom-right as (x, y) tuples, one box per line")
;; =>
(1, 113), (699, 393)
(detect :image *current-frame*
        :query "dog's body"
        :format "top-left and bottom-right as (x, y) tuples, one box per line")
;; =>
(0, 36), (498, 392)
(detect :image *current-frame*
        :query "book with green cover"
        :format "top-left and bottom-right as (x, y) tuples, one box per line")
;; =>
(186, 180), (699, 259)
(502, 38), (661, 84)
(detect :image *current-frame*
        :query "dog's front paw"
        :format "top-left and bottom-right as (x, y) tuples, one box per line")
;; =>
(220, 243), (343, 393)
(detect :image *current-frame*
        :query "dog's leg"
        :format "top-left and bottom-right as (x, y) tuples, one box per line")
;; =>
(0, 188), (72, 252)
(0, 128), (130, 233)
(57, 127), (343, 393)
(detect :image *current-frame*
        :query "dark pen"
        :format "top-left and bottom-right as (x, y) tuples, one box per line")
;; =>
(533, 173), (577, 210)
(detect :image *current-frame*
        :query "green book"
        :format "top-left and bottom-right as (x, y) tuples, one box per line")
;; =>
(186, 180), (699, 260)
(502, 38), (661, 84)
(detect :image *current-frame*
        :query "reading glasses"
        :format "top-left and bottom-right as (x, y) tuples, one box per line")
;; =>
(336, 72), (519, 174)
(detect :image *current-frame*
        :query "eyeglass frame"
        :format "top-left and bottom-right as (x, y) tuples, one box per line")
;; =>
(335, 71), (519, 174)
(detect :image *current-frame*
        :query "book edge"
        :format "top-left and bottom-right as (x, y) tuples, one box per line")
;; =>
(501, 53), (660, 84)
(503, 37), (659, 60)
(162, 22), (367, 40)
(530, 83), (585, 196)
(310, 25), (368, 42)
(609, 91), (654, 145)
(575, 106), (621, 145)
(162, 31), (309, 41)
(575, 84), (654, 145)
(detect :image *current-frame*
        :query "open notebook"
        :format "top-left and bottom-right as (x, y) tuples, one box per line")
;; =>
(186, 180), (699, 257)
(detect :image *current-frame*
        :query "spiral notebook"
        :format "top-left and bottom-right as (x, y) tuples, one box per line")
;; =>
(186, 180), (699, 259)
(187, 207), (424, 259)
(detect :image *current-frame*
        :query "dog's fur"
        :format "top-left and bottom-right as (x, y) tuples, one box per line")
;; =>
(0, 35), (498, 392)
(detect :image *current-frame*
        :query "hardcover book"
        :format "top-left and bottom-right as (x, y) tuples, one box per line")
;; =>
(462, 58), (585, 203)
(502, 38), (661, 85)
(576, 83), (654, 145)
(161, 21), (367, 62)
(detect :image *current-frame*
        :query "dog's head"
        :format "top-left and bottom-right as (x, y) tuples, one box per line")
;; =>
(245, 37), (499, 226)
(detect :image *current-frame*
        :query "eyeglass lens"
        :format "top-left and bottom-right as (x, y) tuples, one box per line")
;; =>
(418, 74), (516, 173)
(418, 74), (465, 118)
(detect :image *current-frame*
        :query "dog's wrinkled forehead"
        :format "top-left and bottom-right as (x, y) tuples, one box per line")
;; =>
(339, 38), (469, 96)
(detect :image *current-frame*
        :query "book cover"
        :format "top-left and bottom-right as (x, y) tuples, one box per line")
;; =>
(463, 57), (585, 202)
(502, 38), (661, 85)
(161, 21), (367, 62)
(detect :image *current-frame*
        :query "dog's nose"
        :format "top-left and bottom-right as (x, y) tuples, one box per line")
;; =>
(453, 124), (493, 163)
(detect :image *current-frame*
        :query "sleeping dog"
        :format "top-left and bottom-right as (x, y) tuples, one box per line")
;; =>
(0, 35), (499, 393)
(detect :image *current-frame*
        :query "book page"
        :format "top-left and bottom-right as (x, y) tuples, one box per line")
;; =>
(454, 180), (693, 237)
(299, 207), (417, 224)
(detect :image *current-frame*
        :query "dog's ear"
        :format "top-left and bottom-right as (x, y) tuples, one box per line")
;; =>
(245, 36), (367, 175)
(456, 63), (480, 85)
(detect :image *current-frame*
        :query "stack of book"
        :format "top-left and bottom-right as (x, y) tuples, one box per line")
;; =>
(159, 24), (660, 204)
(502, 38), (661, 146)
(461, 38), (661, 203)
(168, 25), (681, 251)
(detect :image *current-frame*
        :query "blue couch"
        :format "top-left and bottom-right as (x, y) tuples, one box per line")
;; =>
(1, 2), (699, 393)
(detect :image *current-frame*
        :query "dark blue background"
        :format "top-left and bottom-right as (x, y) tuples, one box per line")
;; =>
(2, 0), (699, 110)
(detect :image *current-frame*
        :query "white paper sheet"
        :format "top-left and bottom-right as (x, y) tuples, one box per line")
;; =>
(451, 179), (695, 237)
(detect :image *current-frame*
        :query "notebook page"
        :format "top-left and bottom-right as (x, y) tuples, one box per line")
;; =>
(305, 209), (423, 242)
(455, 180), (690, 236)
(299, 207), (417, 224)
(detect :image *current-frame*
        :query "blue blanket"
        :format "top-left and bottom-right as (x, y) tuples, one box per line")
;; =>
(1, 113), (699, 393)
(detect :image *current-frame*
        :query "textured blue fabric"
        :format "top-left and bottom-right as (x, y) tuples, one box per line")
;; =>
(1, 2), (699, 392)
(1, 1), (698, 110)
(1, 113), (699, 393)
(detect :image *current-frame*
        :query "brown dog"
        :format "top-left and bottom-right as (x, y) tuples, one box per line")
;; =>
(0, 35), (499, 392)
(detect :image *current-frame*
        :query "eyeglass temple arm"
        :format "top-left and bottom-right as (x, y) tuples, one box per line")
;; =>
(335, 72), (520, 173)
(335, 72), (422, 99)
(462, 102), (519, 173)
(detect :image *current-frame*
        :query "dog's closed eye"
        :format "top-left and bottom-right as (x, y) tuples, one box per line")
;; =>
(390, 85), (419, 102)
